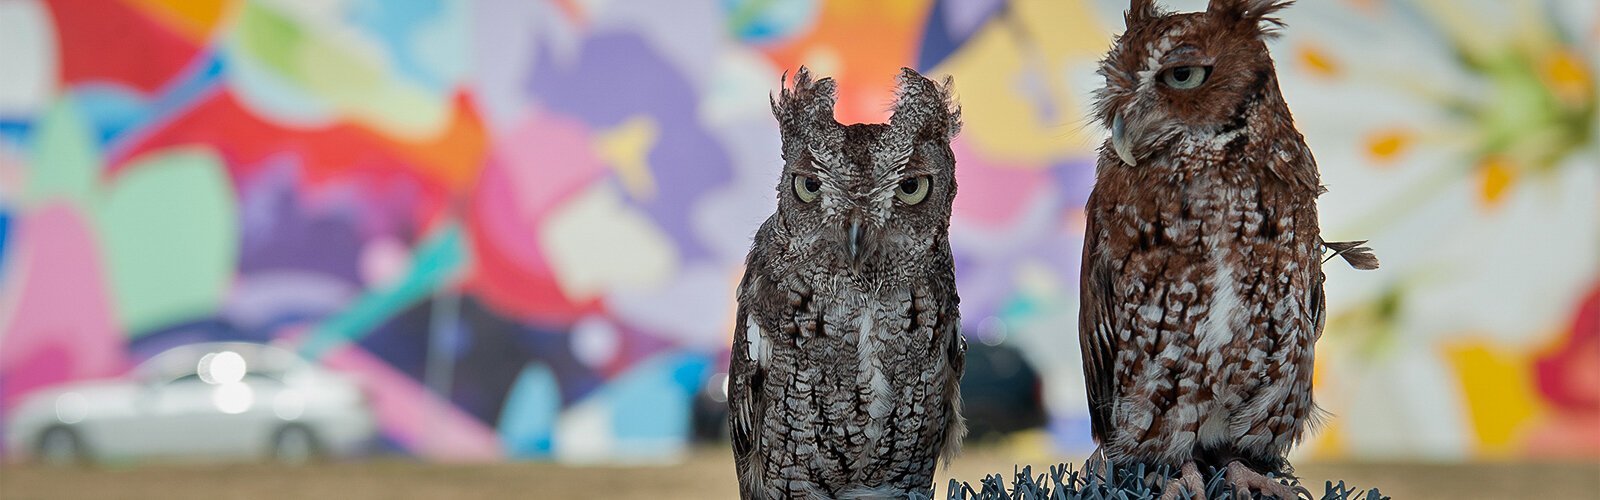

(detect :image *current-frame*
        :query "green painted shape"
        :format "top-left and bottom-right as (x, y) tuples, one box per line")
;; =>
(232, 0), (305, 79)
(300, 222), (469, 359)
(28, 98), (100, 204)
(96, 148), (238, 335)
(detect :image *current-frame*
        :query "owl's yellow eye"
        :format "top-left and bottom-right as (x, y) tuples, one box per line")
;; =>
(793, 175), (822, 203)
(1161, 66), (1210, 90)
(895, 176), (931, 205)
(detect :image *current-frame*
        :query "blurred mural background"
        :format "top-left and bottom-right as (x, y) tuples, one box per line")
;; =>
(0, 0), (1595, 467)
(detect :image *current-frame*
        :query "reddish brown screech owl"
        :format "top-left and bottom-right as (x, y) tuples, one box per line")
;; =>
(1079, 1), (1376, 499)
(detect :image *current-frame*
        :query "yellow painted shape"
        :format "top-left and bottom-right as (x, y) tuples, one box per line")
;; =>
(1478, 156), (1516, 207)
(1297, 43), (1341, 78)
(998, 428), (1055, 465)
(126, 0), (237, 42)
(1442, 340), (1542, 457)
(1364, 129), (1412, 164)
(935, 0), (1111, 162)
(597, 116), (660, 201)
(1306, 348), (1347, 459)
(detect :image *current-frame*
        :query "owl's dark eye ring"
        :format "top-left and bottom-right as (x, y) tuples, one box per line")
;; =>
(793, 175), (822, 203)
(1161, 65), (1211, 90)
(895, 176), (931, 205)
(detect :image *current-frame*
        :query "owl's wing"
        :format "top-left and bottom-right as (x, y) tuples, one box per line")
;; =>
(937, 293), (968, 465)
(728, 271), (766, 486)
(1078, 204), (1119, 444)
(729, 308), (761, 455)
(1309, 267), (1327, 342)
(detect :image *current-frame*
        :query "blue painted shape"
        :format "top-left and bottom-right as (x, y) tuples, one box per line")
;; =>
(605, 352), (709, 457)
(73, 85), (148, 145)
(50, 49), (227, 155)
(1049, 415), (1097, 454)
(0, 209), (9, 282)
(0, 120), (32, 148)
(68, 50), (227, 150)
(347, 0), (458, 91)
(498, 363), (561, 459)
(917, 0), (962, 71)
(723, 0), (818, 44)
(916, 0), (1006, 71)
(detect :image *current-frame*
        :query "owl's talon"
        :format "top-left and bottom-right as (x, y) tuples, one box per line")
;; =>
(1224, 461), (1306, 499)
(1157, 461), (1207, 500)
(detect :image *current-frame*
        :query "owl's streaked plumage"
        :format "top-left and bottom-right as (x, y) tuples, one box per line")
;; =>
(1079, 1), (1375, 498)
(729, 67), (966, 499)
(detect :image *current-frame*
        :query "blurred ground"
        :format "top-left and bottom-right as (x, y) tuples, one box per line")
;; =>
(2, 446), (1596, 499)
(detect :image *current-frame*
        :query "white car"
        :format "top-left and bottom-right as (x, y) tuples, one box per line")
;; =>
(5, 342), (376, 464)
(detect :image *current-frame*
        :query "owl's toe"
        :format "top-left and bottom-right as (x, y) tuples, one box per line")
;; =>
(1157, 461), (1207, 500)
(1223, 461), (1308, 500)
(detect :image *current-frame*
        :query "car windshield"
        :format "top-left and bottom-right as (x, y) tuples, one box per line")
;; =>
(165, 371), (286, 385)
(134, 343), (306, 386)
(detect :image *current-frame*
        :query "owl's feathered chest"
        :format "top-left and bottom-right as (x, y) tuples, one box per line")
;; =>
(736, 269), (961, 493)
(1081, 143), (1326, 468)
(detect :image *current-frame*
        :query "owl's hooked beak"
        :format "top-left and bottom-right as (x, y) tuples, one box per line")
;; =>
(1111, 114), (1137, 166)
(848, 220), (862, 261)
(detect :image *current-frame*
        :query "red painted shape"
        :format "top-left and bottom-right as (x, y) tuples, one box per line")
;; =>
(108, 89), (483, 201)
(47, 0), (200, 94)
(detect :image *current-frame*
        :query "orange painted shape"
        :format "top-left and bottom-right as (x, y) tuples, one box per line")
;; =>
(1344, 0), (1382, 15)
(761, 0), (933, 124)
(1478, 156), (1516, 207)
(1542, 50), (1594, 106)
(125, 0), (235, 43)
(1297, 43), (1340, 78)
(1364, 129), (1412, 164)
(388, 93), (490, 194)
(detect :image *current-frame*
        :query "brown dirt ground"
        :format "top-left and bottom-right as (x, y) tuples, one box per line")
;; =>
(2, 446), (1596, 499)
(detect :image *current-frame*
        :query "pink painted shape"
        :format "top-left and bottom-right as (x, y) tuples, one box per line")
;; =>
(950, 140), (1048, 228)
(359, 237), (413, 289)
(494, 112), (607, 222)
(474, 161), (551, 268)
(315, 340), (504, 462)
(469, 111), (608, 277)
(0, 204), (129, 412)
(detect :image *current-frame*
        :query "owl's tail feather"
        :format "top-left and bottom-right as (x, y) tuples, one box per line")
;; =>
(1322, 240), (1379, 270)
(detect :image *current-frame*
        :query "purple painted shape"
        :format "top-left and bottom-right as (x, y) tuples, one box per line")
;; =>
(1050, 157), (1097, 210)
(942, 0), (1005, 37)
(525, 32), (734, 261)
(953, 252), (1018, 330)
(235, 159), (373, 285)
(466, 0), (538, 132)
(225, 271), (359, 332)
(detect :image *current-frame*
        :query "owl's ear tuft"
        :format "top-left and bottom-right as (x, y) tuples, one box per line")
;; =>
(887, 67), (961, 145)
(1208, 0), (1292, 38)
(770, 66), (839, 140)
(1126, 0), (1162, 27)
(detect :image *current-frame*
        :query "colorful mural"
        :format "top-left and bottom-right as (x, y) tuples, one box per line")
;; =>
(0, 0), (1594, 462)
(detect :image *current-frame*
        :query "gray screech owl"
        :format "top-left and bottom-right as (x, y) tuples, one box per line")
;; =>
(729, 67), (967, 499)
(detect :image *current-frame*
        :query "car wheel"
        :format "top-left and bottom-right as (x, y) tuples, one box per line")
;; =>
(270, 425), (323, 464)
(36, 426), (88, 466)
